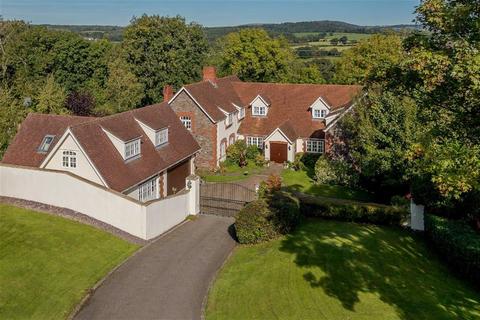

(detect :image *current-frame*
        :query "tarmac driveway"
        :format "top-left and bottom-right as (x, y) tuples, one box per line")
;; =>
(74, 215), (236, 320)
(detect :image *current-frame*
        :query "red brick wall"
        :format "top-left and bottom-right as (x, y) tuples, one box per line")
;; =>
(170, 91), (217, 169)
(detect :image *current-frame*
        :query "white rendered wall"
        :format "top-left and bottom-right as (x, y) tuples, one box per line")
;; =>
(44, 133), (105, 186)
(0, 164), (199, 240)
(216, 112), (240, 165)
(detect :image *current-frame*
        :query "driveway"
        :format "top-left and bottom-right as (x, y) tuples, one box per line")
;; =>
(74, 215), (236, 320)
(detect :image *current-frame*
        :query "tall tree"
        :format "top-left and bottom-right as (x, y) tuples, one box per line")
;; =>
(35, 75), (68, 114)
(334, 34), (404, 84)
(94, 58), (145, 115)
(122, 15), (208, 104)
(216, 28), (296, 82)
(0, 89), (27, 157)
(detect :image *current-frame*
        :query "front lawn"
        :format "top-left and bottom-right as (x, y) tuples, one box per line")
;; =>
(207, 220), (480, 320)
(0, 204), (139, 319)
(282, 168), (374, 202)
(199, 162), (265, 182)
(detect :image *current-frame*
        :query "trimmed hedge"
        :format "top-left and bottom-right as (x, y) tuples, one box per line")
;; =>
(235, 191), (300, 244)
(425, 215), (480, 285)
(299, 195), (407, 226)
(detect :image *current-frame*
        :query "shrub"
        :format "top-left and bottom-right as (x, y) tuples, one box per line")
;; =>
(226, 140), (248, 167)
(254, 153), (267, 167)
(299, 195), (407, 226)
(246, 145), (261, 160)
(314, 156), (358, 186)
(235, 191), (301, 244)
(300, 153), (322, 169)
(314, 156), (337, 184)
(258, 174), (282, 198)
(425, 215), (480, 285)
(290, 153), (306, 171)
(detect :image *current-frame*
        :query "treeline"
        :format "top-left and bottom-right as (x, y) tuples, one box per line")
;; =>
(44, 20), (419, 42)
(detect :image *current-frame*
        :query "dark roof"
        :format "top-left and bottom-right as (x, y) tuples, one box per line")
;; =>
(181, 76), (243, 122)
(232, 82), (362, 138)
(180, 76), (362, 138)
(1, 113), (94, 167)
(3, 104), (201, 192)
(276, 121), (298, 142)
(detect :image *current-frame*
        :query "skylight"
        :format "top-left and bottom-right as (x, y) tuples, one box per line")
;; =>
(38, 135), (55, 153)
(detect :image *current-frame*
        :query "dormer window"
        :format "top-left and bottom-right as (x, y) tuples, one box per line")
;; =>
(38, 135), (55, 153)
(238, 107), (245, 120)
(155, 128), (168, 147)
(125, 139), (141, 159)
(310, 97), (330, 119)
(250, 95), (270, 117)
(226, 113), (233, 127)
(253, 105), (266, 116)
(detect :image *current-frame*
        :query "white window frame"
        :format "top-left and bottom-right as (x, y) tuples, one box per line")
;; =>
(155, 128), (168, 147)
(139, 177), (157, 202)
(180, 116), (192, 130)
(225, 113), (233, 127)
(253, 105), (266, 116)
(125, 139), (141, 159)
(229, 135), (235, 145)
(220, 141), (226, 158)
(246, 136), (264, 149)
(238, 107), (245, 120)
(313, 108), (328, 119)
(62, 150), (77, 168)
(306, 139), (325, 154)
(38, 135), (55, 153)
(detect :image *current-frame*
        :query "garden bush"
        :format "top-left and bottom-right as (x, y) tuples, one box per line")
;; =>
(299, 195), (407, 226)
(226, 140), (248, 167)
(425, 215), (480, 285)
(235, 191), (300, 244)
(246, 144), (261, 160)
(314, 156), (358, 186)
(258, 174), (282, 198)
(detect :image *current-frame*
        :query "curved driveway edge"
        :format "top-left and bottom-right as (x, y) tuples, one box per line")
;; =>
(74, 215), (236, 320)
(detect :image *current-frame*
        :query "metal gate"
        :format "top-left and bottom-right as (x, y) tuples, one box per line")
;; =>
(200, 182), (257, 217)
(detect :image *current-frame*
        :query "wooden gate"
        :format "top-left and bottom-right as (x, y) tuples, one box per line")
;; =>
(200, 182), (257, 217)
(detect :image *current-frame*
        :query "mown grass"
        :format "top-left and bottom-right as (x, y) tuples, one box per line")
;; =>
(207, 219), (480, 320)
(281, 169), (374, 202)
(199, 162), (265, 183)
(0, 204), (139, 319)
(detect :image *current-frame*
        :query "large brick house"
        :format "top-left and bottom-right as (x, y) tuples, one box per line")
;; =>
(168, 67), (362, 169)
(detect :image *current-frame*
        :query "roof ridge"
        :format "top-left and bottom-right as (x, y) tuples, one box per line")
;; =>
(234, 81), (363, 87)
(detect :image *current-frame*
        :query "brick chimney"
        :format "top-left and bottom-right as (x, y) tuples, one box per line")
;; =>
(163, 85), (174, 102)
(203, 66), (217, 82)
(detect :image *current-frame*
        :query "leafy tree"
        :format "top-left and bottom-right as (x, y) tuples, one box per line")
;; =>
(216, 28), (296, 82)
(122, 15), (208, 104)
(339, 36), (348, 45)
(402, 0), (480, 215)
(284, 62), (325, 84)
(334, 34), (404, 84)
(94, 58), (145, 115)
(311, 58), (336, 82)
(35, 74), (69, 114)
(0, 89), (27, 157)
(333, 87), (419, 199)
(66, 91), (94, 116)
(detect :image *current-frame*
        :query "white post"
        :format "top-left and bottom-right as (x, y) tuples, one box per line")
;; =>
(410, 200), (425, 231)
(186, 175), (200, 215)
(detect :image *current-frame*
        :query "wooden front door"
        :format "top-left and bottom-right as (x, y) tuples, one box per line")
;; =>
(270, 142), (288, 163)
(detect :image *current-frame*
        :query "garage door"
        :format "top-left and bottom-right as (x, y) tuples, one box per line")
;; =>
(270, 142), (288, 163)
(167, 159), (191, 195)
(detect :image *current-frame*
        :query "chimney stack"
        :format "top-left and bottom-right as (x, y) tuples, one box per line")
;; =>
(163, 85), (174, 102)
(203, 66), (217, 82)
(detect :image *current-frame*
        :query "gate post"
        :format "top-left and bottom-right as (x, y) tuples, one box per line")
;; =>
(410, 199), (425, 231)
(186, 175), (200, 215)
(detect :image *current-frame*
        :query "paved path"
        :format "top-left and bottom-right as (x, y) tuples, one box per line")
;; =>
(75, 215), (236, 320)
(235, 162), (284, 189)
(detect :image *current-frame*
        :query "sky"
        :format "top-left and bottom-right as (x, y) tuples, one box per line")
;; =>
(1, 0), (420, 27)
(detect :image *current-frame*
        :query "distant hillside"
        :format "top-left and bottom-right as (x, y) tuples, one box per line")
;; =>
(41, 20), (420, 42)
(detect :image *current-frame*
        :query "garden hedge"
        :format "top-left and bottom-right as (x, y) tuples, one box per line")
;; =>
(235, 191), (300, 244)
(425, 214), (480, 285)
(298, 195), (407, 226)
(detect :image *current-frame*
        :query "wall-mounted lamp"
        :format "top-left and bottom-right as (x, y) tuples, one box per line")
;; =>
(288, 145), (291, 151)
(187, 180), (192, 190)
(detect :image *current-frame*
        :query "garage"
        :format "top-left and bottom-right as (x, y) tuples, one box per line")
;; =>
(167, 159), (191, 195)
(269, 142), (288, 163)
